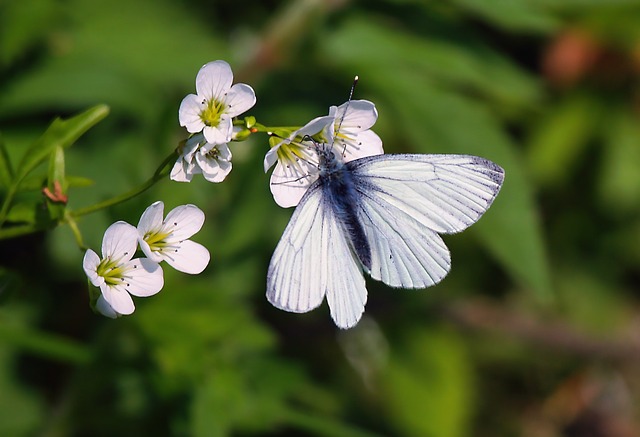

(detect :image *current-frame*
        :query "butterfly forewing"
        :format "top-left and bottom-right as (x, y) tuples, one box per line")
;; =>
(267, 185), (367, 328)
(349, 154), (504, 288)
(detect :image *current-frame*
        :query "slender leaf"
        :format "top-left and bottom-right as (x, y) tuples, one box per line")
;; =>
(0, 134), (13, 187)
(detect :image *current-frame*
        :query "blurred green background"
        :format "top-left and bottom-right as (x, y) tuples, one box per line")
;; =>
(2, 0), (640, 435)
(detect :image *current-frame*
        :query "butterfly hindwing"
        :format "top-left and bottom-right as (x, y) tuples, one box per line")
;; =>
(266, 184), (367, 328)
(349, 154), (504, 288)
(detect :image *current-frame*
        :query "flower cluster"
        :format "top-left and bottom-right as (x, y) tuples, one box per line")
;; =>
(83, 202), (209, 317)
(82, 60), (385, 323)
(264, 99), (383, 207)
(173, 60), (256, 183)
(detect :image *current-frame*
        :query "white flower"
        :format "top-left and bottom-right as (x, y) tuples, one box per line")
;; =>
(171, 133), (234, 183)
(196, 142), (232, 183)
(83, 221), (164, 316)
(263, 116), (334, 208)
(171, 133), (205, 182)
(179, 60), (256, 144)
(326, 100), (383, 161)
(264, 100), (383, 208)
(95, 296), (120, 319)
(137, 201), (210, 274)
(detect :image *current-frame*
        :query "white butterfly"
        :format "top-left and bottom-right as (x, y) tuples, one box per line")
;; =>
(266, 140), (505, 329)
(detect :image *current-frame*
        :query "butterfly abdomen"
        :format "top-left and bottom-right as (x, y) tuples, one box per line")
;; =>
(321, 164), (372, 270)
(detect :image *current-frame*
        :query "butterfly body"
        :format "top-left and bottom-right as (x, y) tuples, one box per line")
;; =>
(317, 146), (372, 270)
(267, 151), (504, 329)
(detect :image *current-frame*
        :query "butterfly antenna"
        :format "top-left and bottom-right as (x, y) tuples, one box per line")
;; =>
(335, 75), (358, 156)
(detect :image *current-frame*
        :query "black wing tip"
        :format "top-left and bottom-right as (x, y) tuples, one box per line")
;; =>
(466, 155), (505, 186)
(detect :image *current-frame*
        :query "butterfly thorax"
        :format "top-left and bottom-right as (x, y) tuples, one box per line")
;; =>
(316, 145), (372, 270)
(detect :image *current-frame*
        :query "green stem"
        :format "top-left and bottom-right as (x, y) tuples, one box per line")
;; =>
(0, 222), (45, 240)
(69, 151), (177, 219)
(281, 408), (382, 437)
(0, 183), (18, 227)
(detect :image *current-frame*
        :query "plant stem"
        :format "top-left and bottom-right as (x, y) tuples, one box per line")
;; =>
(69, 151), (177, 219)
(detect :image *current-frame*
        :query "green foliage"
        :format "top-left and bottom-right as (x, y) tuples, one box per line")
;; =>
(2, 0), (640, 436)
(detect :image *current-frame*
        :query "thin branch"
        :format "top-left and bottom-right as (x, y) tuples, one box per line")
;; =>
(442, 298), (640, 362)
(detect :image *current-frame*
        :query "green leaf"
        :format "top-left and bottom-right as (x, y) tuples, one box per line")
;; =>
(0, 0), (57, 67)
(525, 93), (601, 188)
(597, 104), (640, 215)
(14, 105), (109, 185)
(382, 329), (474, 437)
(0, 105), (108, 226)
(448, 0), (559, 33)
(322, 16), (542, 112)
(45, 145), (67, 220)
(0, 134), (13, 188)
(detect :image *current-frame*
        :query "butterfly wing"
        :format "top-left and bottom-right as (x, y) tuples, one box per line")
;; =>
(267, 184), (367, 329)
(349, 154), (504, 288)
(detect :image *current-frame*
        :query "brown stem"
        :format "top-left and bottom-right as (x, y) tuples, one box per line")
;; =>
(442, 298), (640, 362)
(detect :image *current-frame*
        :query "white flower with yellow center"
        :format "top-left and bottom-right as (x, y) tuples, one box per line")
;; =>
(263, 115), (334, 208)
(137, 201), (210, 274)
(83, 221), (164, 316)
(264, 100), (383, 208)
(325, 100), (383, 161)
(179, 60), (256, 144)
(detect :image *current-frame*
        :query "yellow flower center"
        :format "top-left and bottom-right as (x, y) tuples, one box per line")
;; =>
(144, 229), (173, 252)
(200, 99), (226, 127)
(96, 257), (128, 286)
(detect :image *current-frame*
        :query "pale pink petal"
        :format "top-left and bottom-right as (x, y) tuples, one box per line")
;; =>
(101, 221), (137, 263)
(224, 83), (256, 117)
(179, 94), (206, 133)
(163, 240), (210, 274)
(122, 258), (164, 297)
(195, 60), (233, 102)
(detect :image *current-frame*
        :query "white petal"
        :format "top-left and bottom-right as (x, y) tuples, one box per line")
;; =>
(121, 258), (163, 297)
(137, 201), (164, 235)
(96, 296), (120, 318)
(270, 162), (316, 208)
(101, 283), (135, 315)
(101, 221), (138, 263)
(298, 115), (335, 137)
(216, 143), (232, 161)
(263, 145), (280, 172)
(195, 60), (233, 102)
(83, 249), (103, 287)
(335, 100), (378, 132)
(199, 157), (232, 183)
(179, 94), (206, 133)
(203, 116), (233, 144)
(163, 240), (210, 274)
(170, 159), (194, 182)
(138, 238), (164, 263)
(163, 204), (205, 240)
(224, 83), (256, 117)
(337, 129), (384, 162)
(182, 133), (205, 161)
